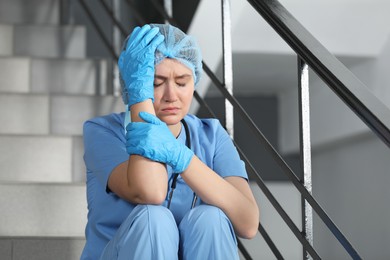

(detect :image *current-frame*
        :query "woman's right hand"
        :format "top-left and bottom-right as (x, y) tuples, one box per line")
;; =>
(118, 25), (164, 106)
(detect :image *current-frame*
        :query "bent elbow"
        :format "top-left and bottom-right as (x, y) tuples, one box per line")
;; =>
(133, 188), (167, 205)
(143, 190), (166, 205)
(238, 223), (258, 239)
(243, 225), (258, 239)
(237, 210), (260, 239)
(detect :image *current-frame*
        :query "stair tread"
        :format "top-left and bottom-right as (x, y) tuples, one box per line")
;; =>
(0, 236), (84, 260)
(0, 0), (60, 25)
(0, 183), (87, 237)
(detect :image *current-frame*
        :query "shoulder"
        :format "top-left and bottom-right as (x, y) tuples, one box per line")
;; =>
(184, 114), (229, 146)
(83, 112), (125, 136)
(184, 114), (224, 133)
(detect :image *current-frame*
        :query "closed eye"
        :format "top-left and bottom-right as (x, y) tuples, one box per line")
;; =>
(176, 82), (187, 87)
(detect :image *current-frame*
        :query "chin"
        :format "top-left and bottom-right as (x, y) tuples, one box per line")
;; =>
(158, 115), (183, 126)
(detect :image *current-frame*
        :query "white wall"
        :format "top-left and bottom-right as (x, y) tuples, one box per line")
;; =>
(312, 133), (390, 259)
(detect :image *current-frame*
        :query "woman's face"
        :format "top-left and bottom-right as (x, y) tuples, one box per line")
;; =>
(153, 58), (194, 126)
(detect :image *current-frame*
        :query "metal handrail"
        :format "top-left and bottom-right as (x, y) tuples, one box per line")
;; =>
(203, 61), (361, 259)
(98, 0), (128, 37)
(124, 0), (147, 25)
(187, 76), (319, 259)
(258, 224), (284, 259)
(79, 0), (119, 61)
(238, 239), (253, 260)
(248, 0), (390, 149)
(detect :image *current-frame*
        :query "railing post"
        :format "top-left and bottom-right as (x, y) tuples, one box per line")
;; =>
(298, 57), (313, 259)
(112, 0), (121, 97)
(221, 0), (234, 137)
(164, 0), (173, 21)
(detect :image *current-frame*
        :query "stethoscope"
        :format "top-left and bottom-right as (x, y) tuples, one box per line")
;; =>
(167, 118), (198, 209)
(125, 110), (198, 210)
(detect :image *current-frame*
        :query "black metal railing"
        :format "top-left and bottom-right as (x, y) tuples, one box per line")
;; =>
(248, 0), (390, 149)
(77, 0), (390, 259)
(245, 0), (390, 257)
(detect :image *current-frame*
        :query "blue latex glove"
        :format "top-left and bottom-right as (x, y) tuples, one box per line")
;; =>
(118, 25), (164, 106)
(126, 112), (194, 174)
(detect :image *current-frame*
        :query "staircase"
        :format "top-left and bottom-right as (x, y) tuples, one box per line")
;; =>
(0, 0), (123, 259)
(1, 0), (389, 259)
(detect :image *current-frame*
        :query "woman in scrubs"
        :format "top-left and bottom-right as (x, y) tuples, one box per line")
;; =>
(81, 24), (259, 260)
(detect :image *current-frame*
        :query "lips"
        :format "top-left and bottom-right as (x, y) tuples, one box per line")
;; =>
(162, 107), (179, 111)
(161, 107), (180, 115)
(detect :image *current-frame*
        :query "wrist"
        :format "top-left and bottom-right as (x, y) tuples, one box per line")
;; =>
(127, 81), (154, 106)
(171, 147), (194, 174)
(130, 100), (155, 122)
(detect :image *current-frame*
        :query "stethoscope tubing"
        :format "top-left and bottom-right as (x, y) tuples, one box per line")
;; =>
(167, 118), (198, 209)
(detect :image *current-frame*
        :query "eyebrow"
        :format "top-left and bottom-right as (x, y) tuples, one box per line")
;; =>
(154, 74), (192, 80)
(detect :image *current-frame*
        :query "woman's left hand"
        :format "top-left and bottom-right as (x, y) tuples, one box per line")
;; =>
(126, 112), (194, 173)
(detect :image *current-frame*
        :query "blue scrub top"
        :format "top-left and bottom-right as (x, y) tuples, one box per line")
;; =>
(81, 112), (248, 260)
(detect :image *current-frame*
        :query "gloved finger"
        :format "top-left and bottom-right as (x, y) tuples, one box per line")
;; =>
(118, 51), (124, 68)
(118, 45), (129, 68)
(126, 144), (145, 157)
(126, 24), (151, 50)
(138, 111), (163, 125)
(138, 27), (160, 48)
(125, 121), (147, 132)
(125, 122), (135, 132)
(126, 26), (141, 48)
(149, 33), (165, 50)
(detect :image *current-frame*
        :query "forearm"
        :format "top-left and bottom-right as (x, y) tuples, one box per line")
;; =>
(108, 100), (168, 204)
(127, 100), (168, 204)
(181, 156), (259, 238)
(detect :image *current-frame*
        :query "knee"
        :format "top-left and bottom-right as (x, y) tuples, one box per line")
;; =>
(180, 205), (229, 233)
(119, 204), (178, 242)
(133, 204), (176, 226)
(106, 205), (179, 260)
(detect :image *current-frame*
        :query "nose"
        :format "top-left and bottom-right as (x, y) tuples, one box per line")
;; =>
(163, 81), (178, 102)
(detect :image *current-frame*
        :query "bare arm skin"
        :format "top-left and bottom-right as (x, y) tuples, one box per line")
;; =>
(181, 156), (259, 239)
(107, 99), (168, 205)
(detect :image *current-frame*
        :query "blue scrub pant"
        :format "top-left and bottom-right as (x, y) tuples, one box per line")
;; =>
(100, 204), (239, 260)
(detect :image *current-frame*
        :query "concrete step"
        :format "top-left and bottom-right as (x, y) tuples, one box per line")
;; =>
(0, 135), (85, 183)
(0, 0), (59, 25)
(0, 56), (110, 95)
(0, 237), (84, 260)
(0, 93), (49, 135)
(0, 25), (12, 56)
(31, 58), (110, 95)
(50, 95), (124, 136)
(0, 24), (86, 58)
(0, 57), (30, 93)
(0, 183), (87, 237)
(0, 93), (124, 135)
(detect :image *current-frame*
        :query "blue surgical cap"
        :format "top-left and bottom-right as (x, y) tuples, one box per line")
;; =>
(119, 24), (202, 105)
(150, 24), (202, 86)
